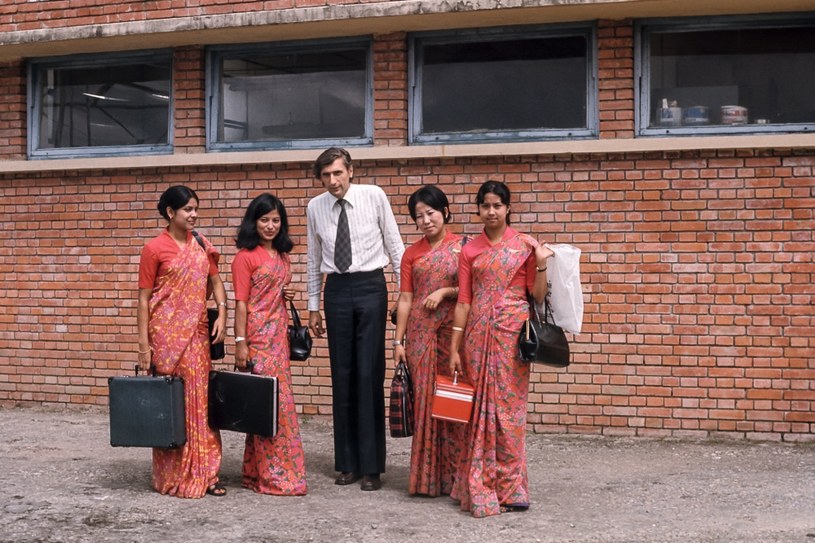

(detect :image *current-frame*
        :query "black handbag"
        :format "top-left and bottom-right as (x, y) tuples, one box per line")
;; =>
(518, 297), (570, 368)
(288, 301), (312, 361)
(207, 308), (225, 360)
(192, 231), (225, 361)
(389, 360), (415, 438)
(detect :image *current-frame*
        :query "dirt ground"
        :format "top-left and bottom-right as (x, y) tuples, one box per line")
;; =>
(1, 404), (814, 543)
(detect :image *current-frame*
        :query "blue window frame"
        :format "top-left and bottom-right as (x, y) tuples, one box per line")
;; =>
(409, 25), (597, 144)
(637, 14), (815, 136)
(28, 50), (173, 159)
(206, 38), (373, 151)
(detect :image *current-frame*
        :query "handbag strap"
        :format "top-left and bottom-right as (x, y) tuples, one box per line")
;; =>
(289, 300), (301, 328)
(527, 294), (542, 323)
(191, 230), (205, 251)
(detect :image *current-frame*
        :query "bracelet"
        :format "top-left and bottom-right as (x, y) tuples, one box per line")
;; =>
(218, 301), (227, 307)
(235, 336), (246, 343)
(137, 347), (152, 355)
(451, 326), (464, 332)
(536, 266), (547, 273)
(392, 339), (404, 347)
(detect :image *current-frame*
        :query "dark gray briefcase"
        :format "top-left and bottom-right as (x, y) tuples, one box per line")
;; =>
(109, 369), (186, 448)
(208, 370), (279, 437)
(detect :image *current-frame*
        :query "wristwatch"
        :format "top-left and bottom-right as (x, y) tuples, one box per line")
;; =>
(392, 339), (405, 347)
(235, 336), (246, 343)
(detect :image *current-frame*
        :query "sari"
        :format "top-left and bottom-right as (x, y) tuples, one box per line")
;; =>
(144, 232), (222, 498)
(235, 248), (307, 495)
(452, 231), (534, 518)
(404, 234), (464, 496)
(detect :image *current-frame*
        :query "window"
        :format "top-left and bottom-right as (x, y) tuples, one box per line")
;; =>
(207, 39), (373, 151)
(638, 15), (815, 135)
(409, 25), (596, 144)
(28, 51), (173, 158)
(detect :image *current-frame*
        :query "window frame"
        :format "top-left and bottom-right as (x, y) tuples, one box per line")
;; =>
(27, 50), (174, 159)
(636, 13), (815, 137)
(205, 37), (374, 152)
(408, 24), (598, 145)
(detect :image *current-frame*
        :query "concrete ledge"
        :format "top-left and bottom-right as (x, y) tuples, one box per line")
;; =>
(3, 134), (814, 174)
(1, 0), (814, 61)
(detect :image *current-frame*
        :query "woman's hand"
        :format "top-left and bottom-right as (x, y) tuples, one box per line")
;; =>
(449, 351), (462, 376)
(282, 285), (296, 302)
(211, 312), (227, 344)
(393, 343), (407, 366)
(423, 288), (446, 310)
(136, 347), (152, 373)
(235, 341), (250, 370)
(535, 243), (554, 266)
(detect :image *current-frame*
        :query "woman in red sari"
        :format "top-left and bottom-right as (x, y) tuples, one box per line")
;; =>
(232, 193), (307, 495)
(393, 185), (464, 497)
(449, 180), (553, 518)
(137, 185), (227, 498)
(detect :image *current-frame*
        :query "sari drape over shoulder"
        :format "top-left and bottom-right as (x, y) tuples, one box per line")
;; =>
(452, 231), (534, 518)
(235, 248), (307, 495)
(404, 234), (464, 496)
(145, 233), (222, 498)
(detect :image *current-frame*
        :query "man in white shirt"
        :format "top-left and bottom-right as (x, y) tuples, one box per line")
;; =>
(306, 147), (405, 491)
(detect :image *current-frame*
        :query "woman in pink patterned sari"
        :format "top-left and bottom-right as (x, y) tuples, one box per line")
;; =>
(232, 193), (307, 495)
(393, 186), (464, 496)
(137, 185), (226, 498)
(449, 180), (554, 518)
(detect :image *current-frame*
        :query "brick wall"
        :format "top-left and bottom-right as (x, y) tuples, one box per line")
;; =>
(1, 20), (814, 439)
(0, 62), (25, 159)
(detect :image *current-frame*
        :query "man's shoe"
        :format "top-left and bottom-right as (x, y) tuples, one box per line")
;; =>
(335, 472), (360, 486)
(360, 474), (382, 491)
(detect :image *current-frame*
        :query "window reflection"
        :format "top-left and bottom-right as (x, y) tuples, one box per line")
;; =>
(35, 59), (172, 150)
(645, 23), (815, 132)
(213, 47), (368, 145)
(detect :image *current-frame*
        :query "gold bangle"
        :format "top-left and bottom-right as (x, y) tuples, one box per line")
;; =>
(451, 326), (464, 332)
(137, 347), (152, 355)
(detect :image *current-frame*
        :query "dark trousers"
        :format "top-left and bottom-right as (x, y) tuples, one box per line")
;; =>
(324, 269), (388, 475)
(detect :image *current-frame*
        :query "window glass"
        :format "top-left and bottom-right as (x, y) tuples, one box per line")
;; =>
(31, 53), (172, 156)
(210, 41), (371, 149)
(642, 20), (815, 133)
(411, 27), (595, 143)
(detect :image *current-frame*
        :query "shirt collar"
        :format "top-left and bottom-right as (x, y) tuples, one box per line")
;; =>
(332, 183), (357, 208)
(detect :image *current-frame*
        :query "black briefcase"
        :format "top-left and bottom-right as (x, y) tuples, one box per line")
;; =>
(109, 370), (186, 448)
(208, 370), (279, 437)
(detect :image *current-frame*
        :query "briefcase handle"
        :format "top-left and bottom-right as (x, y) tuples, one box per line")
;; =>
(134, 365), (157, 377)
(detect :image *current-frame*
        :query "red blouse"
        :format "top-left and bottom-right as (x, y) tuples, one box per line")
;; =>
(138, 230), (218, 289)
(399, 230), (461, 293)
(231, 246), (280, 302)
(457, 227), (536, 305)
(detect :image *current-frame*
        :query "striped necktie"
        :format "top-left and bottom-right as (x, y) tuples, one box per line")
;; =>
(334, 199), (352, 273)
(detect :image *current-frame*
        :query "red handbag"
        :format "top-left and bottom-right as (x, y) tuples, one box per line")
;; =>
(431, 372), (474, 424)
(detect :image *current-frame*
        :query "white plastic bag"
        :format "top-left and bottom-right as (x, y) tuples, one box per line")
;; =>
(542, 244), (584, 334)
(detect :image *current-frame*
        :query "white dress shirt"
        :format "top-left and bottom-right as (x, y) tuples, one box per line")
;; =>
(306, 183), (405, 311)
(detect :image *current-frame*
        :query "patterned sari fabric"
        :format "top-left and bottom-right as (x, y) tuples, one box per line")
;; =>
(147, 235), (222, 498)
(238, 249), (308, 495)
(452, 232), (534, 518)
(405, 235), (465, 497)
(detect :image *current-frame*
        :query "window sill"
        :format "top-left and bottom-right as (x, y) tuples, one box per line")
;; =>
(2, 133), (814, 174)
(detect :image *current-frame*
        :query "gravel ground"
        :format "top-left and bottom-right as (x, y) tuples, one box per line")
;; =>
(1, 405), (814, 543)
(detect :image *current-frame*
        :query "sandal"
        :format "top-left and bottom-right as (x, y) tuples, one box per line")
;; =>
(499, 504), (529, 513)
(206, 483), (227, 497)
